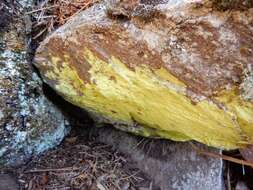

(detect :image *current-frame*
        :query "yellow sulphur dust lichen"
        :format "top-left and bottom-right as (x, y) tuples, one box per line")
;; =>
(43, 48), (253, 150)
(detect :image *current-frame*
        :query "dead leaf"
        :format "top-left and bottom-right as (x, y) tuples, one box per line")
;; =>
(65, 137), (78, 144)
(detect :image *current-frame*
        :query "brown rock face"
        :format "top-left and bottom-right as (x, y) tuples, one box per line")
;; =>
(212, 0), (253, 11)
(35, 0), (253, 149)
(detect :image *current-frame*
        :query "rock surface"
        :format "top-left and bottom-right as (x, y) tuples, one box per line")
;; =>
(35, 0), (253, 149)
(91, 126), (224, 190)
(0, 173), (19, 190)
(0, 1), (69, 166)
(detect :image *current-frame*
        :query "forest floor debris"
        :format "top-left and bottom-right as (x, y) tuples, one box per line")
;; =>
(27, 0), (100, 39)
(13, 129), (152, 190)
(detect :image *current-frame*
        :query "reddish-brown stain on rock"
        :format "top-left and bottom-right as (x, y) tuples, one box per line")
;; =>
(35, 0), (253, 101)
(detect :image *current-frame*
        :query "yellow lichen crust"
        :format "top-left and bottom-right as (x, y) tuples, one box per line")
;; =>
(43, 48), (253, 150)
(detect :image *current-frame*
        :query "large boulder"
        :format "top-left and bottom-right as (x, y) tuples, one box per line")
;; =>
(35, 0), (253, 150)
(0, 1), (69, 166)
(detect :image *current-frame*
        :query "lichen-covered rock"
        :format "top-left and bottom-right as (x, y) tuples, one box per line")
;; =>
(35, 0), (253, 150)
(0, 1), (69, 166)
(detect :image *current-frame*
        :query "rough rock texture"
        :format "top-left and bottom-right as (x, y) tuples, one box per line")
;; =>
(0, 1), (69, 166)
(212, 0), (253, 11)
(91, 126), (224, 190)
(35, 0), (253, 149)
(0, 173), (19, 190)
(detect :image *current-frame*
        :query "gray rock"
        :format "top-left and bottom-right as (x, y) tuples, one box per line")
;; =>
(91, 126), (225, 190)
(236, 181), (249, 190)
(0, 1), (69, 166)
(0, 173), (19, 190)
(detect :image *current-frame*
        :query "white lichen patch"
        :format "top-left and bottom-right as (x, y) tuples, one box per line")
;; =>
(125, 22), (167, 53)
(14, 131), (27, 144)
(0, 111), (4, 120)
(29, 118), (68, 154)
(241, 64), (253, 101)
(0, 50), (24, 77)
(0, 147), (7, 157)
(18, 0), (33, 8)
(218, 27), (238, 46)
(202, 14), (225, 28)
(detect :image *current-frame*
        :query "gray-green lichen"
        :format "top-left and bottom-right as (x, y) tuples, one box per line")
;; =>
(0, 1), (69, 166)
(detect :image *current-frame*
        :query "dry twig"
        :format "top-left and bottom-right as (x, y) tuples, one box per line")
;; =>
(25, 167), (80, 173)
(28, 0), (99, 39)
(191, 143), (253, 168)
(18, 137), (148, 189)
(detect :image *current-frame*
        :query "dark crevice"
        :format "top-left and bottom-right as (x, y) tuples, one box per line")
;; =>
(23, 1), (95, 131)
(42, 83), (94, 129)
